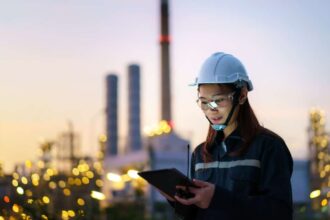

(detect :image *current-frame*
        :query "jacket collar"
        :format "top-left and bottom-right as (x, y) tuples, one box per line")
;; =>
(215, 127), (243, 158)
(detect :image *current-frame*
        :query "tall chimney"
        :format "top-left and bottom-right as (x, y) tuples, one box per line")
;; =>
(106, 74), (118, 155)
(160, 0), (172, 122)
(128, 64), (142, 151)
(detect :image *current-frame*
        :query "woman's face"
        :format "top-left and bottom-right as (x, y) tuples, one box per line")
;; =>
(197, 84), (237, 125)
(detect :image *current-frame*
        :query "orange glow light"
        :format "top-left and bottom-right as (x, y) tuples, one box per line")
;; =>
(3, 195), (10, 203)
(160, 35), (170, 43)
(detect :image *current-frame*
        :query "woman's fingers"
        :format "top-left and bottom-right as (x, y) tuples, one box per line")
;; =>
(174, 195), (198, 206)
(175, 179), (208, 196)
(175, 185), (187, 190)
(192, 179), (210, 187)
(175, 180), (215, 209)
(188, 186), (200, 194)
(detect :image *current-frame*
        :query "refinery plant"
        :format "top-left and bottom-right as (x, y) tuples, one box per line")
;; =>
(0, 0), (329, 219)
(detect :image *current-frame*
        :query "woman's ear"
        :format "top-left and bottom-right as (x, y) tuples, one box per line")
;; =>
(239, 87), (248, 105)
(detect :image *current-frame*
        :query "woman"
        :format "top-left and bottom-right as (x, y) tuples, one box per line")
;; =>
(168, 52), (293, 220)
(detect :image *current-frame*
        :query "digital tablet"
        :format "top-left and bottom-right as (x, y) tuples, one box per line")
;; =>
(138, 168), (198, 198)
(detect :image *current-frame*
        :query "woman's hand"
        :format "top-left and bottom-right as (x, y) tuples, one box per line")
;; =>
(174, 179), (215, 209)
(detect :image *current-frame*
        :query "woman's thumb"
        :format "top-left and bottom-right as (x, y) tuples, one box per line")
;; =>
(193, 178), (208, 187)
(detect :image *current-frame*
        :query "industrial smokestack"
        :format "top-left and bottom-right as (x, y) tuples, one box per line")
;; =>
(106, 74), (119, 155)
(160, 0), (172, 123)
(128, 64), (142, 151)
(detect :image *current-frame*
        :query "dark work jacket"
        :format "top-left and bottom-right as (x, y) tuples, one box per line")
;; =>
(172, 128), (293, 220)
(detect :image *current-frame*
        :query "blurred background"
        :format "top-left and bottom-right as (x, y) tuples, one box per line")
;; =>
(0, 0), (329, 219)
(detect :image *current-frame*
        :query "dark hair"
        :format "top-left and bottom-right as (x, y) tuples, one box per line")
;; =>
(201, 85), (262, 162)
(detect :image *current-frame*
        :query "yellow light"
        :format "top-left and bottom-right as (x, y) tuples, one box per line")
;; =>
(321, 199), (328, 206)
(62, 210), (68, 219)
(25, 189), (33, 197)
(97, 151), (104, 159)
(27, 199), (33, 204)
(49, 181), (57, 189)
(84, 164), (90, 172)
(132, 180), (140, 188)
(72, 168), (79, 176)
(320, 171), (326, 178)
(122, 174), (130, 182)
(77, 198), (85, 206)
(0, 216), (5, 220)
(112, 181), (125, 190)
(93, 162), (102, 170)
(21, 177), (28, 185)
(12, 179), (18, 187)
(318, 152), (325, 160)
(31, 173), (40, 181)
(43, 174), (50, 181)
(96, 168), (103, 175)
(78, 163), (89, 173)
(46, 168), (54, 176)
(63, 188), (71, 196)
(32, 179), (39, 186)
(107, 173), (122, 182)
(68, 210), (75, 217)
(12, 172), (19, 180)
(74, 178), (82, 186)
(91, 191), (106, 200)
(82, 177), (89, 185)
(99, 134), (107, 142)
(58, 180), (66, 188)
(155, 129), (162, 135)
(320, 137), (328, 148)
(77, 165), (84, 173)
(96, 179), (103, 187)
(160, 120), (167, 129)
(144, 121), (173, 136)
(12, 204), (19, 213)
(41, 214), (48, 220)
(17, 187), (24, 195)
(127, 169), (139, 179)
(68, 177), (75, 185)
(325, 165), (330, 172)
(53, 168), (58, 175)
(86, 171), (94, 179)
(37, 161), (45, 169)
(310, 189), (321, 199)
(25, 160), (32, 168)
(42, 196), (50, 204)
(164, 127), (171, 133)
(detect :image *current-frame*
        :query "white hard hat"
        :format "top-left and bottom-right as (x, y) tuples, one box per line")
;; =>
(190, 52), (253, 91)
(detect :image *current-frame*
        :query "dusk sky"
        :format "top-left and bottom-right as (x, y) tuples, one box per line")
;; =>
(1, 0), (330, 172)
